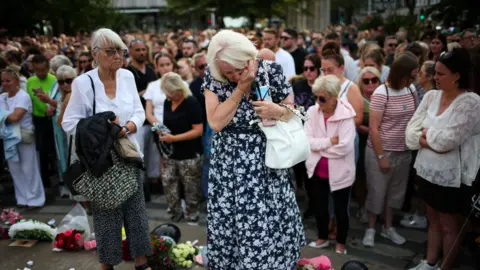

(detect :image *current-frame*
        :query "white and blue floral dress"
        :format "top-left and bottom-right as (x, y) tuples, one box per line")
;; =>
(202, 60), (305, 270)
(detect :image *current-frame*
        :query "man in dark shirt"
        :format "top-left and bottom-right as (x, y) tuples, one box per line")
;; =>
(281, 29), (307, 75)
(126, 40), (158, 202)
(189, 53), (207, 120)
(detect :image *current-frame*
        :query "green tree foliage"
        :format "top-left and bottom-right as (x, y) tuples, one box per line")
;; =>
(0, 0), (132, 36)
(331, 0), (368, 24)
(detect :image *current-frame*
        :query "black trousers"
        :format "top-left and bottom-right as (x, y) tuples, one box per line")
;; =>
(32, 116), (56, 188)
(293, 161), (307, 189)
(309, 175), (351, 244)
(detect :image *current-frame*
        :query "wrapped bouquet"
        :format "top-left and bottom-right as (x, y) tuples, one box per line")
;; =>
(147, 234), (176, 270)
(1, 208), (23, 227)
(53, 229), (84, 250)
(8, 219), (57, 241)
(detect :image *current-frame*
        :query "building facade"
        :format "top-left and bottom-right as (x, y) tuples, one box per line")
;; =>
(286, 0), (331, 32)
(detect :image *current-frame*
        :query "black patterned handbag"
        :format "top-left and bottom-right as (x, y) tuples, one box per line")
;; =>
(64, 74), (139, 209)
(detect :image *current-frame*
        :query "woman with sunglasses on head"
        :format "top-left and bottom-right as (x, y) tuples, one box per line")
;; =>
(362, 51), (419, 248)
(361, 48), (390, 83)
(290, 53), (322, 218)
(354, 67), (382, 224)
(406, 48), (480, 270)
(0, 68), (45, 208)
(304, 74), (356, 254)
(62, 28), (151, 270)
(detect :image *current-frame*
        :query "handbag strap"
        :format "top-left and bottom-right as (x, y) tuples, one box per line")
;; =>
(86, 74), (96, 115)
(66, 135), (73, 166)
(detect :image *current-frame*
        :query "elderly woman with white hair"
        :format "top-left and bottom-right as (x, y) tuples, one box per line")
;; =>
(202, 30), (305, 269)
(157, 72), (203, 223)
(62, 28), (151, 270)
(304, 75), (356, 254)
(50, 55), (73, 74)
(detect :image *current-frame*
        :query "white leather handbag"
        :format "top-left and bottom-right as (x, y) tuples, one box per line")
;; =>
(255, 60), (310, 169)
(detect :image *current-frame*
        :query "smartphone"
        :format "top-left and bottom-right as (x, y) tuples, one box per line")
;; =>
(256, 85), (276, 127)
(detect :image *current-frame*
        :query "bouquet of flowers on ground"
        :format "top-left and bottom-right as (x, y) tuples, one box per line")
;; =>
(53, 229), (84, 251)
(171, 241), (198, 269)
(8, 219), (57, 241)
(1, 208), (23, 227)
(52, 204), (91, 251)
(147, 234), (176, 270)
(296, 256), (333, 270)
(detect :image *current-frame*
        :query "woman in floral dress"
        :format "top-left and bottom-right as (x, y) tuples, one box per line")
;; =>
(202, 30), (305, 269)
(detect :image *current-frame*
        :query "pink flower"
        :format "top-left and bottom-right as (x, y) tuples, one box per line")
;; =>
(74, 233), (82, 240)
(0, 212), (6, 221)
(58, 240), (64, 247)
(64, 230), (73, 236)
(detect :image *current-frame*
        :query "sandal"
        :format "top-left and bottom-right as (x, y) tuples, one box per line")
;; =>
(134, 264), (151, 270)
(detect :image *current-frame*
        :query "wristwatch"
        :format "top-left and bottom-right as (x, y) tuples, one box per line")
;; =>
(123, 126), (130, 135)
(377, 154), (386, 160)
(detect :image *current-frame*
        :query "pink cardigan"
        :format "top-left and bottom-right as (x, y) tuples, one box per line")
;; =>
(304, 99), (356, 192)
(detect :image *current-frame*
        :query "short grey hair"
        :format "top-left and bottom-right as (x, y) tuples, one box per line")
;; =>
(91, 28), (127, 51)
(56, 65), (77, 80)
(192, 53), (206, 64)
(312, 75), (342, 97)
(50, 55), (72, 72)
(206, 30), (258, 83)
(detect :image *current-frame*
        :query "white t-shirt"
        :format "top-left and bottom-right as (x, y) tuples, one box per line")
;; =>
(0, 91), (34, 130)
(274, 48), (296, 80)
(143, 78), (189, 123)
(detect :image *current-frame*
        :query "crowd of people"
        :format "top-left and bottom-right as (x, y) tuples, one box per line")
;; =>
(0, 23), (479, 270)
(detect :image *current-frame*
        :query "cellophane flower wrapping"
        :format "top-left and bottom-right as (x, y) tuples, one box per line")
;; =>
(52, 204), (91, 251)
(8, 219), (57, 241)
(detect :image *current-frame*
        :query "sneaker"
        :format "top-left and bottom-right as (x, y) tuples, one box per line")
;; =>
(403, 213), (413, 220)
(308, 240), (330, 249)
(408, 260), (439, 270)
(167, 207), (172, 214)
(356, 207), (369, 224)
(401, 214), (428, 229)
(362, 228), (376, 247)
(381, 227), (406, 245)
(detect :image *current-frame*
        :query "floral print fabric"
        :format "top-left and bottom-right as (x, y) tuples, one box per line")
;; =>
(202, 60), (305, 269)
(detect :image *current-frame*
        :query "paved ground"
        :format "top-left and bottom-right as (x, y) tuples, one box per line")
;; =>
(0, 186), (476, 270)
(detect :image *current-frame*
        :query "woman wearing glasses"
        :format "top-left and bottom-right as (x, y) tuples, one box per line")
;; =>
(354, 67), (382, 223)
(77, 52), (93, 75)
(0, 68), (44, 208)
(362, 52), (419, 248)
(406, 48), (480, 270)
(62, 28), (151, 270)
(304, 75), (356, 254)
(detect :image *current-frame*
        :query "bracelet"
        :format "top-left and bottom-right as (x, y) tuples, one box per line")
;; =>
(230, 96), (241, 105)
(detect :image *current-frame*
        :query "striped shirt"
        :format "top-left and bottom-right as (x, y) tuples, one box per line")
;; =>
(367, 84), (417, 151)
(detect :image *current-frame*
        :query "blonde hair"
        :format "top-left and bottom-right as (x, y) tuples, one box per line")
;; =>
(206, 30), (258, 82)
(447, 42), (461, 52)
(312, 75), (342, 97)
(357, 67), (381, 91)
(161, 72), (192, 98)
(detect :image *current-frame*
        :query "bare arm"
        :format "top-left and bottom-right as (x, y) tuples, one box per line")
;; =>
(57, 93), (71, 127)
(346, 84), (364, 127)
(173, 123), (203, 142)
(6, 108), (27, 124)
(145, 100), (160, 125)
(205, 88), (244, 132)
(369, 110), (385, 157)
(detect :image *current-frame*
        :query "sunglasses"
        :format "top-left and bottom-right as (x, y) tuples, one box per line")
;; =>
(362, 77), (380, 85)
(280, 36), (292, 40)
(58, 78), (73, 85)
(97, 48), (127, 57)
(317, 96), (327, 103)
(303, 66), (316, 72)
(129, 39), (145, 47)
(197, 64), (207, 70)
(387, 43), (398, 47)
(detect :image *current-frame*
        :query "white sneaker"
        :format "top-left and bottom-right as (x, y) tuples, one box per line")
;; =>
(356, 207), (369, 224)
(401, 214), (428, 229)
(381, 227), (406, 245)
(408, 260), (440, 270)
(362, 228), (376, 247)
(308, 240), (330, 249)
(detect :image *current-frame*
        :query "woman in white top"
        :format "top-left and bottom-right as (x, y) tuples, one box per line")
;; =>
(406, 48), (480, 270)
(62, 28), (151, 270)
(0, 68), (44, 208)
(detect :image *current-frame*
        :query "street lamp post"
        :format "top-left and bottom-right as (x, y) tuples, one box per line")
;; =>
(207, 8), (217, 28)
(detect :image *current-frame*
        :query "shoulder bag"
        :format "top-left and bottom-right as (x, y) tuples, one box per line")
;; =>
(254, 60), (310, 169)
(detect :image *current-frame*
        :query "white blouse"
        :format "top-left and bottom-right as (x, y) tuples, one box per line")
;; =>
(406, 90), (480, 187)
(62, 68), (146, 155)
